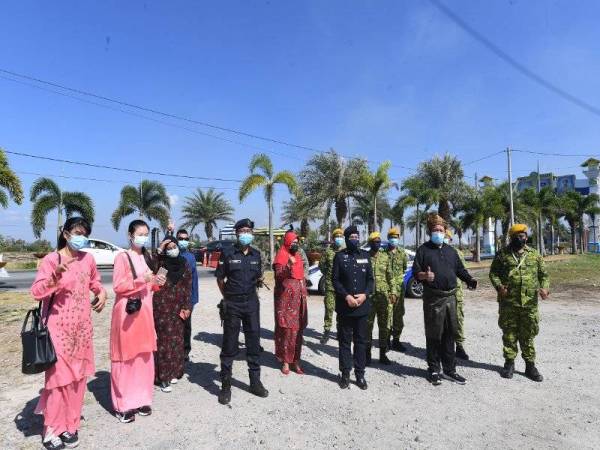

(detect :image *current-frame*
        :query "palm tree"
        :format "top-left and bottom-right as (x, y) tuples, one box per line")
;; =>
(181, 188), (234, 240)
(30, 177), (94, 241)
(461, 190), (488, 262)
(111, 180), (170, 231)
(299, 149), (368, 226)
(406, 208), (430, 246)
(560, 191), (600, 254)
(280, 192), (322, 238)
(239, 153), (296, 263)
(412, 153), (469, 221)
(351, 193), (390, 234)
(358, 161), (398, 232)
(401, 176), (434, 246)
(0, 148), (24, 208)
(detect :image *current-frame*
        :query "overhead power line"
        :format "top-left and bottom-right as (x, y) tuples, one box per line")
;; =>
(512, 149), (599, 158)
(427, 0), (600, 118)
(463, 150), (504, 165)
(3, 149), (243, 183)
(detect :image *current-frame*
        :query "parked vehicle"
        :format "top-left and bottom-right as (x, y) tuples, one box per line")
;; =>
(80, 238), (124, 267)
(194, 240), (236, 265)
(307, 244), (423, 298)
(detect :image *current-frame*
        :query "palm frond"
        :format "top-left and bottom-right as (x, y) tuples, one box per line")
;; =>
(62, 192), (95, 224)
(249, 153), (273, 179)
(239, 174), (267, 202)
(30, 177), (60, 202)
(31, 194), (58, 238)
(0, 149), (24, 205)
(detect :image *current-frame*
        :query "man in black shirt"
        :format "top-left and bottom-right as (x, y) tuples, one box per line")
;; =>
(332, 225), (374, 390)
(413, 214), (477, 386)
(215, 218), (268, 404)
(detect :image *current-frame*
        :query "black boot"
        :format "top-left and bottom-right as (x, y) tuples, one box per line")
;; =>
(218, 376), (231, 405)
(320, 330), (330, 345)
(525, 362), (543, 382)
(455, 344), (470, 360)
(249, 379), (269, 398)
(339, 371), (350, 389)
(366, 345), (372, 366)
(355, 374), (368, 390)
(379, 348), (392, 365)
(391, 337), (406, 352)
(500, 360), (514, 379)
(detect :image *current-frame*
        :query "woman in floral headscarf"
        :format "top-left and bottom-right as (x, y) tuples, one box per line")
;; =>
(272, 231), (308, 375)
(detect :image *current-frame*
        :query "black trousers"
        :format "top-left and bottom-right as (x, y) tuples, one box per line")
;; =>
(183, 310), (192, 359)
(423, 294), (457, 373)
(220, 295), (261, 383)
(338, 314), (368, 376)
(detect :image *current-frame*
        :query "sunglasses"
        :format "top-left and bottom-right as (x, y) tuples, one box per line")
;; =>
(178, 237), (190, 241)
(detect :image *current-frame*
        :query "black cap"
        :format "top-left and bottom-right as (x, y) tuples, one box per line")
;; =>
(234, 218), (255, 230)
(344, 225), (359, 238)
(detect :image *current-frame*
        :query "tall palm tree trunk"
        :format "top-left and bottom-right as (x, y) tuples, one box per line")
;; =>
(56, 192), (63, 246)
(570, 226), (576, 254)
(268, 195), (274, 264)
(373, 196), (378, 232)
(550, 224), (555, 255)
(475, 226), (481, 263)
(415, 204), (420, 246)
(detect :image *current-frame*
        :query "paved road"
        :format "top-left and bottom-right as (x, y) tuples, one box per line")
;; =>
(0, 266), (216, 292)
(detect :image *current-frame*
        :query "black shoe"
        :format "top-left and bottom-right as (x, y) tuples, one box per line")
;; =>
(391, 338), (407, 352)
(379, 349), (392, 365)
(442, 371), (467, 385)
(427, 371), (442, 386)
(250, 381), (269, 398)
(365, 345), (372, 366)
(43, 434), (65, 450)
(339, 371), (350, 389)
(58, 431), (79, 448)
(501, 360), (514, 379)
(115, 410), (136, 423)
(218, 378), (231, 405)
(137, 406), (152, 416)
(355, 375), (368, 390)
(320, 330), (330, 345)
(455, 344), (470, 360)
(525, 362), (543, 382)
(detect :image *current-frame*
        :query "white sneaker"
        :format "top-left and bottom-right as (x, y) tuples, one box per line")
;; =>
(43, 429), (65, 450)
(170, 378), (178, 385)
(159, 382), (172, 393)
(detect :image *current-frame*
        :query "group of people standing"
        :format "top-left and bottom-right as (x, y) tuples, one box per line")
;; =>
(31, 218), (198, 450)
(28, 211), (551, 448)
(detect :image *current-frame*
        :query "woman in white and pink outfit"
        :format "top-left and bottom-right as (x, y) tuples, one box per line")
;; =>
(110, 219), (165, 423)
(31, 217), (107, 450)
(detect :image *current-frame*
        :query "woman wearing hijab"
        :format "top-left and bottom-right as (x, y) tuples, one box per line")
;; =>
(153, 237), (192, 392)
(273, 231), (308, 375)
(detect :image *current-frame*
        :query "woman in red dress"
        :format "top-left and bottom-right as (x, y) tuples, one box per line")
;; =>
(273, 231), (308, 375)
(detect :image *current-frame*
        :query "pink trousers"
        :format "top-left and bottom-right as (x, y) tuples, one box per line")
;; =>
(110, 352), (154, 413)
(35, 378), (86, 435)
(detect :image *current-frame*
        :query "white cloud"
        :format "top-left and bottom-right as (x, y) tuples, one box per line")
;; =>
(168, 194), (179, 206)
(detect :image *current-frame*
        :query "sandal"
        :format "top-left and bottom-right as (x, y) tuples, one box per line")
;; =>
(281, 364), (290, 375)
(292, 363), (304, 375)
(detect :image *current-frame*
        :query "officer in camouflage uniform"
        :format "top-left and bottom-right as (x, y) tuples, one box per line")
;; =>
(388, 228), (409, 352)
(366, 232), (393, 365)
(444, 230), (469, 360)
(489, 224), (550, 382)
(319, 228), (345, 344)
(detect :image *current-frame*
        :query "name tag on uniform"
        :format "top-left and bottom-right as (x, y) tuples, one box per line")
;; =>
(356, 258), (368, 264)
(250, 261), (259, 265)
(230, 259), (241, 264)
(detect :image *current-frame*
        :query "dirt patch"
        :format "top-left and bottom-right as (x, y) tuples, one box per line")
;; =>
(1, 269), (599, 449)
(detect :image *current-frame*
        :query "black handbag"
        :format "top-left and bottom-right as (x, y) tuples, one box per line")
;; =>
(125, 253), (142, 315)
(21, 254), (60, 375)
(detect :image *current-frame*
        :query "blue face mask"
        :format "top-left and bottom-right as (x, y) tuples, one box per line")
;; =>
(178, 240), (190, 250)
(238, 233), (254, 246)
(346, 238), (360, 251)
(334, 237), (344, 247)
(132, 235), (148, 248)
(389, 238), (399, 247)
(68, 234), (89, 250)
(431, 232), (445, 246)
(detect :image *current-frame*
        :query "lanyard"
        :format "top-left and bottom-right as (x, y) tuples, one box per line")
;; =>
(511, 251), (526, 270)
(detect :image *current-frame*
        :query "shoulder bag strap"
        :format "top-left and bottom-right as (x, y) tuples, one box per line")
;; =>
(43, 252), (61, 327)
(125, 251), (138, 280)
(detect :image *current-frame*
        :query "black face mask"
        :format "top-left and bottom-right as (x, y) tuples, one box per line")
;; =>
(371, 241), (381, 252)
(289, 243), (299, 254)
(511, 236), (526, 250)
(346, 239), (360, 251)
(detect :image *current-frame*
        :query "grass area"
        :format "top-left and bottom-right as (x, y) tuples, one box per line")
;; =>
(5, 261), (38, 270)
(474, 254), (600, 291)
(0, 292), (36, 324)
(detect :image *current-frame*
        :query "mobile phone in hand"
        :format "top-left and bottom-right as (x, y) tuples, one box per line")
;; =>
(91, 296), (100, 306)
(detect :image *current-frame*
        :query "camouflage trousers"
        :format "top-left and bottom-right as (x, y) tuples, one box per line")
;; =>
(323, 290), (336, 332)
(391, 290), (405, 339)
(498, 304), (539, 362)
(367, 293), (393, 349)
(455, 286), (465, 344)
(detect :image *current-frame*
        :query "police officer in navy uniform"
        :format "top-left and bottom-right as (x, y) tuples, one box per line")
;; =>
(332, 225), (374, 390)
(215, 218), (269, 405)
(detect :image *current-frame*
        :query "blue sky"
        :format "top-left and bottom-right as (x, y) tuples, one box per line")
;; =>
(2, 0), (600, 245)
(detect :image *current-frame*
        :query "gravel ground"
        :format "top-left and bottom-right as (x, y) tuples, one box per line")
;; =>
(2, 267), (599, 449)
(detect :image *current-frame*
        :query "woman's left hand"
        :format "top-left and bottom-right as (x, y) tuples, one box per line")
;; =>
(93, 290), (107, 313)
(179, 309), (191, 320)
(289, 256), (296, 265)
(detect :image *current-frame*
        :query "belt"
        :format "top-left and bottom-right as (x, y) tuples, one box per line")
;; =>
(225, 292), (257, 300)
(423, 286), (457, 298)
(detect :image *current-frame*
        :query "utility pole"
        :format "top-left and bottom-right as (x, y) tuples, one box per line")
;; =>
(537, 161), (544, 254)
(507, 147), (515, 226)
(474, 172), (478, 190)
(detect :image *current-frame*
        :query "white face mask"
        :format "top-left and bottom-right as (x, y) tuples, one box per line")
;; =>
(132, 235), (149, 248)
(166, 247), (180, 258)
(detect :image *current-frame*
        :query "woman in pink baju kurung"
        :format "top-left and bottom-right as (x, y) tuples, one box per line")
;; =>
(110, 219), (160, 422)
(30, 217), (107, 450)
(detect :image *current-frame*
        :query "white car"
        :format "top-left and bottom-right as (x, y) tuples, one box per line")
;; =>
(81, 239), (124, 267)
